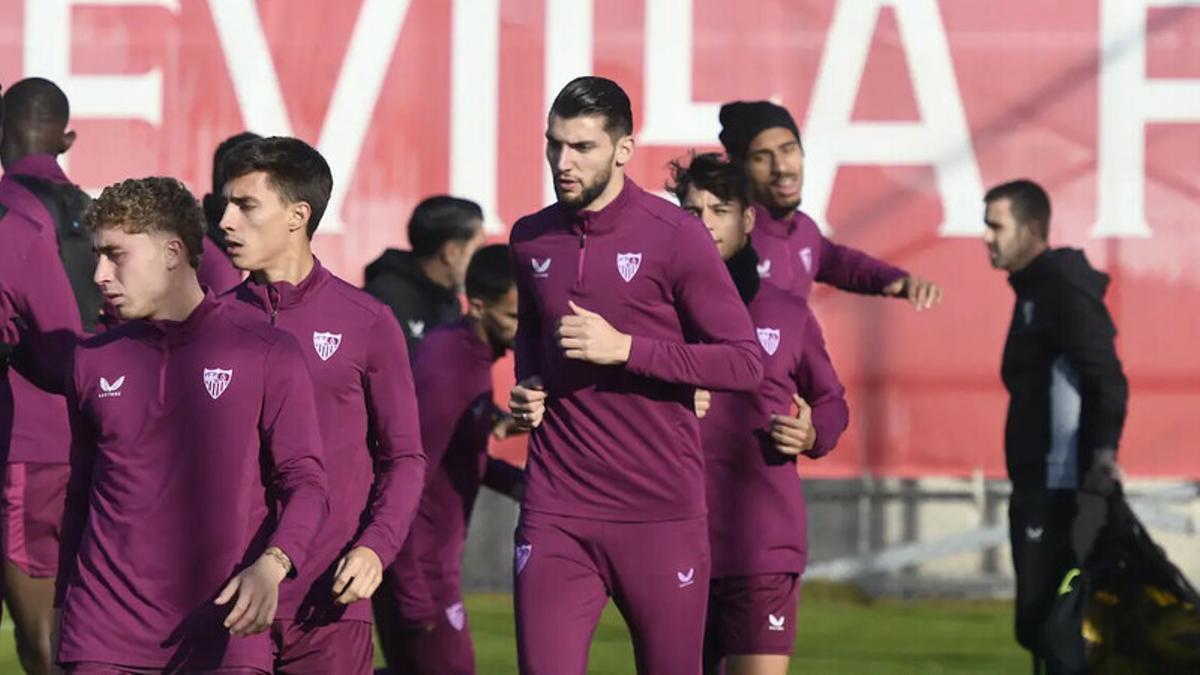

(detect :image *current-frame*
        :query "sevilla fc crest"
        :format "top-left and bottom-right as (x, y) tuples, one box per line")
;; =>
(313, 332), (343, 361)
(799, 247), (813, 274)
(756, 327), (781, 356)
(616, 253), (642, 282)
(203, 368), (233, 400)
(445, 601), (466, 631)
(515, 543), (532, 575)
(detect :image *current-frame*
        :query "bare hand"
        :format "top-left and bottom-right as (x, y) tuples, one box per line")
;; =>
(770, 394), (816, 456)
(332, 546), (383, 605)
(694, 389), (711, 419)
(509, 376), (546, 431)
(557, 301), (632, 365)
(214, 547), (290, 635)
(884, 275), (943, 311)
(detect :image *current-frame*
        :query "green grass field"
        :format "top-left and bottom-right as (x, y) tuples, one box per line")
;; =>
(0, 585), (1026, 674)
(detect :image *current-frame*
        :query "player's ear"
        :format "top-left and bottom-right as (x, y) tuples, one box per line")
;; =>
(62, 129), (77, 154)
(289, 201), (311, 235)
(163, 236), (185, 271)
(613, 133), (634, 167)
(742, 202), (756, 236)
(467, 296), (486, 320)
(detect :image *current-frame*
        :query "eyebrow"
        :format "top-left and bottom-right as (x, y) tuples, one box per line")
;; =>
(228, 195), (258, 207)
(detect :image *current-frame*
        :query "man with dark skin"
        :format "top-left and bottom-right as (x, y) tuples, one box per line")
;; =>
(0, 77), (89, 675)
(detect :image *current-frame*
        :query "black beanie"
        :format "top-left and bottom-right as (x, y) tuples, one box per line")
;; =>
(718, 101), (800, 159)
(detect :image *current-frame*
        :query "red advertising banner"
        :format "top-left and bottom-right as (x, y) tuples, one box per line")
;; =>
(2, 0), (1197, 478)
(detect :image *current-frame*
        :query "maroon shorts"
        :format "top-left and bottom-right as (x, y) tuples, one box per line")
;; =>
(2, 462), (69, 577)
(704, 573), (801, 660)
(514, 511), (711, 675)
(65, 665), (265, 674)
(270, 619), (373, 675)
(383, 596), (476, 675)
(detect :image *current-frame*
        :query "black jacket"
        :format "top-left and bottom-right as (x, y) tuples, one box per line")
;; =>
(1001, 248), (1128, 489)
(363, 249), (461, 357)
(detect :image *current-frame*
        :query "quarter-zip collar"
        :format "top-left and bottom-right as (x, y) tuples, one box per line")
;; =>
(751, 202), (798, 239)
(241, 256), (333, 317)
(566, 175), (636, 237)
(141, 289), (220, 347)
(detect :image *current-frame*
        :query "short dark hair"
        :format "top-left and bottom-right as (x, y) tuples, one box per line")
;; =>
(549, 76), (633, 139)
(220, 136), (333, 238)
(667, 152), (751, 209)
(211, 131), (261, 193)
(2, 77), (69, 131)
(408, 195), (483, 260)
(984, 179), (1051, 240)
(86, 177), (206, 269)
(465, 244), (513, 303)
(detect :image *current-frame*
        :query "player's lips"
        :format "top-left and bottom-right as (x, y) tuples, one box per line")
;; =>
(771, 176), (800, 197)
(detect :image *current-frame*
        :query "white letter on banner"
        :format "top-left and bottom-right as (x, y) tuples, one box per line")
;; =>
(1095, 0), (1200, 238)
(803, 0), (985, 236)
(543, 0), (595, 207)
(209, 0), (411, 235)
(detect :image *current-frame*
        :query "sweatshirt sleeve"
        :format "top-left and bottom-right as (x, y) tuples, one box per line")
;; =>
(624, 219), (762, 392)
(1051, 284), (1129, 455)
(351, 310), (428, 564)
(261, 333), (329, 575)
(510, 242), (543, 383)
(56, 352), (93, 608)
(814, 233), (908, 296)
(792, 316), (850, 459)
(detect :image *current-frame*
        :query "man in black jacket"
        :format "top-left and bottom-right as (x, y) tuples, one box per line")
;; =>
(364, 196), (486, 356)
(984, 179), (1128, 674)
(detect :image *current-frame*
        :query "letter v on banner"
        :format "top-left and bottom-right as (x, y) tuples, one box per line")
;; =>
(803, 0), (986, 237)
(208, 0), (413, 234)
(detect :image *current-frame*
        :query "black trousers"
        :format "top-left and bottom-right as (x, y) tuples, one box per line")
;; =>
(1009, 489), (1078, 674)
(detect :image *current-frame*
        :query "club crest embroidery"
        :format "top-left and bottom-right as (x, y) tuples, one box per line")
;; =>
(799, 247), (813, 274)
(756, 327), (781, 356)
(445, 601), (466, 631)
(203, 368), (233, 400)
(313, 332), (343, 361)
(515, 544), (532, 575)
(616, 253), (642, 282)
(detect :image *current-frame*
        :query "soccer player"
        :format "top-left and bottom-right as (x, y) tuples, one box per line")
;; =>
(374, 243), (525, 675)
(983, 179), (1127, 673)
(198, 131), (258, 295)
(718, 100), (942, 308)
(669, 153), (849, 675)
(506, 76), (763, 675)
(57, 176), (329, 673)
(0, 77), (91, 675)
(364, 196), (487, 353)
(219, 136), (426, 673)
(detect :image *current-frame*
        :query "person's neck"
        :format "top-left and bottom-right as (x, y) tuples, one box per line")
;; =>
(1010, 241), (1049, 273)
(467, 315), (505, 360)
(253, 246), (315, 285)
(578, 172), (626, 214)
(149, 274), (205, 322)
(418, 257), (455, 291)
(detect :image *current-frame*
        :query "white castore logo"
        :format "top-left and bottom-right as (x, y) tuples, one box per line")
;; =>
(531, 258), (552, 279)
(406, 320), (426, 338)
(1025, 526), (1044, 542)
(98, 376), (125, 398)
(203, 368), (234, 400)
(757, 259), (772, 278)
(616, 253), (642, 282)
(677, 568), (695, 588)
(799, 247), (813, 274)
(312, 332), (343, 361)
(768, 614), (786, 631)
(756, 327), (781, 356)
(445, 601), (466, 631)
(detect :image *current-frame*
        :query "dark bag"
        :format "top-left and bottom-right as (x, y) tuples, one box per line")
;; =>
(1043, 494), (1200, 674)
(10, 174), (102, 334)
